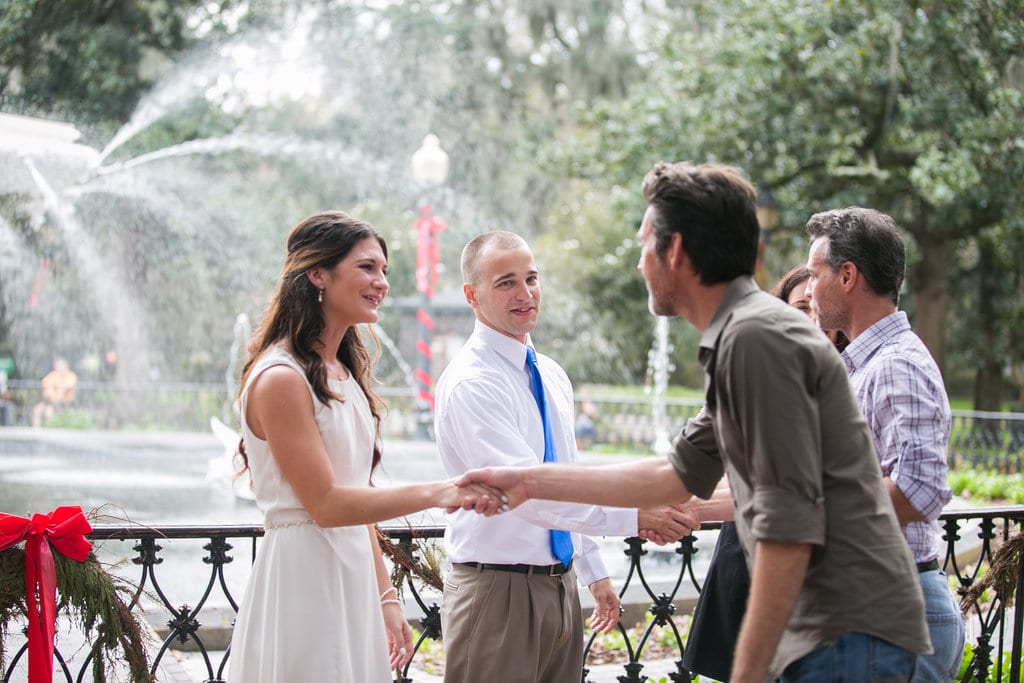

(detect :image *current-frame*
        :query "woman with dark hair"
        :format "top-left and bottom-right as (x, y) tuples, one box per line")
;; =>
(772, 266), (850, 351)
(772, 266), (813, 317)
(228, 210), (503, 682)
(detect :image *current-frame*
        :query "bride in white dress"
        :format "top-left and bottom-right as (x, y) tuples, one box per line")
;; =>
(227, 211), (505, 682)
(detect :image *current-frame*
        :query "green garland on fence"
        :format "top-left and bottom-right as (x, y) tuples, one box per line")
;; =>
(0, 547), (152, 682)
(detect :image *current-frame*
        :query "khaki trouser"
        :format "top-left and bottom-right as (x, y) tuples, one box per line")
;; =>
(441, 563), (583, 683)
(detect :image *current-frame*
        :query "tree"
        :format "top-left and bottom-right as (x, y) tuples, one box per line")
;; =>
(557, 0), (1024, 402)
(0, 1), (225, 136)
(947, 224), (1024, 408)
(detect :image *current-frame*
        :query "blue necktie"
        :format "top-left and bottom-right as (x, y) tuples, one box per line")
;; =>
(525, 346), (575, 568)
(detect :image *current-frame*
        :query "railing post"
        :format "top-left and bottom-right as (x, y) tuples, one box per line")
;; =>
(1011, 540), (1024, 683)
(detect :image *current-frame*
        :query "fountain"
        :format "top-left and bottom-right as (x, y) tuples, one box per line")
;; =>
(371, 323), (418, 392)
(4, 0), (605, 430)
(646, 316), (676, 456)
(0, 115), (139, 388)
(0, 22), (726, 681)
(0, 112), (99, 193)
(1, 130), (439, 413)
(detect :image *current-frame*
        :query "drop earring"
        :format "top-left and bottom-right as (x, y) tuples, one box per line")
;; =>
(318, 288), (324, 303)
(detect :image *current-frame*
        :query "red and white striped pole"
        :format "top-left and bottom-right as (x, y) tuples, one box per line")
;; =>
(410, 134), (449, 440)
(413, 204), (444, 439)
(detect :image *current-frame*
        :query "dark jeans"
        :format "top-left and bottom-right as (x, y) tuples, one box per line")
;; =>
(780, 632), (916, 682)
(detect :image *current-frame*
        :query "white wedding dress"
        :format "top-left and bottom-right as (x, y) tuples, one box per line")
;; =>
(228, 347), (393, 682)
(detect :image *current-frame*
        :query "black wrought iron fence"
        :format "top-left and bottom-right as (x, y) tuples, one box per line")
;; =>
(579, 395), (1024, 473)
(948, 411), (1024, 473)
(2, 508), (1022, 683)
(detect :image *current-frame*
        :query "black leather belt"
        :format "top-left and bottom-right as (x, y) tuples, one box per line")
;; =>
(916, 559), (939, 573)
(456, 561), (572, 576)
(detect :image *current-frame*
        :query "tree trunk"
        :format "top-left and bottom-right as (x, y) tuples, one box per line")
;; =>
(973, 241), (1005, 412)
(908, 235), (950, 375)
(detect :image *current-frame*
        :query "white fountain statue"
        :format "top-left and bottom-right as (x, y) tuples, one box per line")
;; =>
(0, 112), (99, 195)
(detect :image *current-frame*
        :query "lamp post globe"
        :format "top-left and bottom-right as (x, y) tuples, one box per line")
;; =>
(410, 134), (449, 187)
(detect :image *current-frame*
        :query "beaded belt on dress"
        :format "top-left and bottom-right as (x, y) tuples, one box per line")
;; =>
(264, 512), (316, 530)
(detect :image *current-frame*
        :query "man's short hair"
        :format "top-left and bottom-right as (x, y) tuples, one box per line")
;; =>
(805, 207), (905, 305)
(461, 230), (527, 286)
(641, 161), (760, 285)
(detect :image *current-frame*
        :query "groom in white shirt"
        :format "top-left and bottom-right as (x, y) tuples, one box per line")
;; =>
(434, 230), (694, 683)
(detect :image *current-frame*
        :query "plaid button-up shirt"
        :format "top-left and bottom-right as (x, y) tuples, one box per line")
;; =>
(843, 311), (952, 563)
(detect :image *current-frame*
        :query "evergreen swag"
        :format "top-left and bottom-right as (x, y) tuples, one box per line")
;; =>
(0, 546), (151, 682)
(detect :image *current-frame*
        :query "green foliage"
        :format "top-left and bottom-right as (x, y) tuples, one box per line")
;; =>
(957, 640), (1024, 682)
(2, 0), (1022, 397)
(44, 408), (100, 430)
(546, 0), (1024, 394)
(946, 224), (1024, 402)
(0, 548), (151, 682)
(0, 0), (209, 127)
(948, 469), (1024, 504)
(587, 610), (689, 667)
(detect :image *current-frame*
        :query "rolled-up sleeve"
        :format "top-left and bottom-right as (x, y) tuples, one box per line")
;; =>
(868, 356), (952, 522)
(668, 408), (723, 500)
(750, 486), (825, 546)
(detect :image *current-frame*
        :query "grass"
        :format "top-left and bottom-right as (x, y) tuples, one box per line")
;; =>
(949, 469), (1024, 504)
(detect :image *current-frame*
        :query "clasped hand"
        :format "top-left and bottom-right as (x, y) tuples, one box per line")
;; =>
(450, 469), (701, 547)
(446, 466), (525, 515)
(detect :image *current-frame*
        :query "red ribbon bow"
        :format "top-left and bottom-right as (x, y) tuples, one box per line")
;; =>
(0, 506), (92, 683)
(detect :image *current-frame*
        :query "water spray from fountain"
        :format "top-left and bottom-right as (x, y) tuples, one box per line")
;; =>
(646, 316), (676, 457)
(5, 120), (151, 394)
(370, 324), (417, 393)
(0, 3), (526, 422)
(222, 313), (252, 424)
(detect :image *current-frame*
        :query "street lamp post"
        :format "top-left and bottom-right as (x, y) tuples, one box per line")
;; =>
(755, 182), (780, 234)
(755, 182), (780, 284)
(409, 134), (449, 440)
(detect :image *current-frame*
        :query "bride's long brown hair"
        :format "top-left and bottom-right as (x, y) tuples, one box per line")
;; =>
(237, 210), (387, 474)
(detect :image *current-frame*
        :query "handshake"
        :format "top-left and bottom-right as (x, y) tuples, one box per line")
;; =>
(441, 463), (701, 546)
(443, 466), (522, 516)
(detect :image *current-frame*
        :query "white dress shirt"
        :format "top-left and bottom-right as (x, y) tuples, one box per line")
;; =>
(434, 320), (637, 586)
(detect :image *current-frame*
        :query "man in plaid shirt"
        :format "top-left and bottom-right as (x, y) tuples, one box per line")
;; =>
(805, 207), (965, 683)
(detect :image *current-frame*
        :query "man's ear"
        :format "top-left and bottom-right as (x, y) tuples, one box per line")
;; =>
(668, 233), (698, 277)
(463, 283), (478, 308)
(667, 232), (684, 269)
(839, 261), (858, 292)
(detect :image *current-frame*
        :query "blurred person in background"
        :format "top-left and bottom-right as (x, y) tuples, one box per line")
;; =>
(31, 357), (77, 427)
